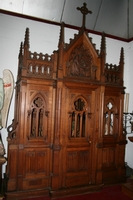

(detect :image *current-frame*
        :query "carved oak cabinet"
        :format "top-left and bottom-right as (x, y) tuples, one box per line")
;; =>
(5, 22), (126, 199)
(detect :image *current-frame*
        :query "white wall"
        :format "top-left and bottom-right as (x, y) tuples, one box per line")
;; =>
(0, 13), (133, 174)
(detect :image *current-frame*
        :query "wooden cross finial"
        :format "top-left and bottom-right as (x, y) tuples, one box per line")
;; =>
(77, 3), (92, 29)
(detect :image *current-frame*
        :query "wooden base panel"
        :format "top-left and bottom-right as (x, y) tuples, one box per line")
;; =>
(50, 184), (103, 199)
(5, 188), (49, 200)
(122, 182), (133, 199)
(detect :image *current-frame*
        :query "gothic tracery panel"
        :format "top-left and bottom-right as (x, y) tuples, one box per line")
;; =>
(27, 94), (49, 140)
(104, 99), (118, 136)
(69, 97), (88, 138)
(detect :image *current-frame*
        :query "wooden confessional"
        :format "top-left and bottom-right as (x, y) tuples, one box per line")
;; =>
(5, 3), (127, 200)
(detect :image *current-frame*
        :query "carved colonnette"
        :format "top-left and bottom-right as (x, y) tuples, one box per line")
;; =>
(5, 3), (126, 200)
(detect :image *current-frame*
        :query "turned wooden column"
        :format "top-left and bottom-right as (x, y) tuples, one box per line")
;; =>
(0, 156), (6, 200)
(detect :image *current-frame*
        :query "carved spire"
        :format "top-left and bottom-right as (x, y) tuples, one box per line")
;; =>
(23, 28), (30, 67)
(58, 22), (64, 48)
(100, 32), (106, 80)
(119, 47), (124, 84)
(119, 47), (124, 64)
(57, 22), (64, 78)
(24, 28), (30, 49)
(100, 32), (106, 55)
(77, 3), (92, 30)
(18, 42), (23, 58)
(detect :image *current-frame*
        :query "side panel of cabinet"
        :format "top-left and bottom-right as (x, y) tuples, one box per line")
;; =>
(7, 145), (18, 191)
(102, 88), (126, 183)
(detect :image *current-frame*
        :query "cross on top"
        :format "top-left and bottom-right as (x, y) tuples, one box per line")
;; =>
(77, 3), (92, 29)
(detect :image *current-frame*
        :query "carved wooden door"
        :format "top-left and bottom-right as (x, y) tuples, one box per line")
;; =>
(21, 82), (54, 190)
(59, 81), (97, 188)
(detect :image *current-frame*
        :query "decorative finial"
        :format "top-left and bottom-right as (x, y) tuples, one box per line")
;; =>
(24, 28), (30, 49)
(19, 42), (23, 58)
(100, 32), (106, 54)
(119, 47), (124, 64)
(58, 22), (64, 48)
(77, 3), (92, 30)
